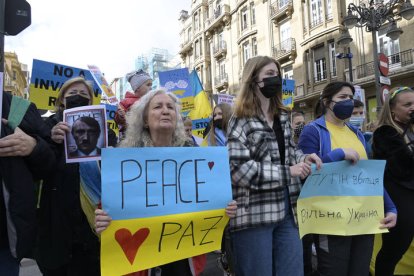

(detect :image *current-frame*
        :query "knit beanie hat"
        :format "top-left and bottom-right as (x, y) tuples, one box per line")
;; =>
(126, 69), (152, 91)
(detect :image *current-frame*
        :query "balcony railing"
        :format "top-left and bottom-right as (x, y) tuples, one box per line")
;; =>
(204, 4), (231, 32)
(356, 49), (413, 79)
(310, 17), (324, 29)
(179, 37), (193, 54)
(272, 38), (296, 60)
(270, 0), (293, 22)
(213, 41), (227, 59)
(214, 73), (228, 89)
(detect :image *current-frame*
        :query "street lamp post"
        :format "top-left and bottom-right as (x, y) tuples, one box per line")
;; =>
(336, 47), (354, 83)
(340, 0), (414, 110)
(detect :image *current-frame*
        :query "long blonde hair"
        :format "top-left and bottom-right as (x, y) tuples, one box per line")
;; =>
(119, 89), (187, 148)
(377, 86), (414, 144)
(234, 56), (287, 118)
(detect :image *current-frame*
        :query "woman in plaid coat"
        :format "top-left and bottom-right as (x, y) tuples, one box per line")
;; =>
(227, 56), (321, 276)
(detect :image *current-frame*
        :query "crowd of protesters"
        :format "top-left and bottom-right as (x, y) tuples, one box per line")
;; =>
(1, 56), (413, 276)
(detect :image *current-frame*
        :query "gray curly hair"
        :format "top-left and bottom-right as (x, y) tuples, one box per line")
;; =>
(118, 89), (187, 148)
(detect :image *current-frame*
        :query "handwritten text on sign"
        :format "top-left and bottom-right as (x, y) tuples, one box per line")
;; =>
(101, 147), (232, 275)
(297, 160), (387, 238)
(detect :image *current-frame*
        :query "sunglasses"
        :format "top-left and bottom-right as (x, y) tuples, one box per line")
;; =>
(390, 86), (413, 99)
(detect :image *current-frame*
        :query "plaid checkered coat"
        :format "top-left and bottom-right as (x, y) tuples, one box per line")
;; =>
(227, 111), (307, 231)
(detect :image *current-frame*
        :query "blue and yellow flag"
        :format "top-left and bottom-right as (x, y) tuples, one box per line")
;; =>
(187, 71), (212, 145)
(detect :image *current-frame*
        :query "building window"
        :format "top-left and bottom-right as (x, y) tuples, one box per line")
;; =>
(195, 40), (200, 58)
(282, 65), (293, 79)
(279, 21), (291, 50)
(242, 41), (250, 64)
(250, 2), (256, 25)
(218, 60), (226, 77)
(218, 31), (224, 45)
(279, 0), (290, 9)
(326, 0), (333, 20)
(188, 27), (192, 41)
(313, 45), (326, 82)
(328, 42), (337, 77)
(252, 37), (258, 57)
(194, 12), (199, 32)
(13, 71), (17, 80)
(378, 28), (401, 65)
(310, 0), (323, 28)
(241, 7), (248, 31)
(314, 58), (327, 82)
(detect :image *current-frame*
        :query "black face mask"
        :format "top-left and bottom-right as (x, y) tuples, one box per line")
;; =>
(65, 95), (90, 109)
(257, 76), (282, 98)
(294, 123), (305, 138)
(214, 119), (223, 130)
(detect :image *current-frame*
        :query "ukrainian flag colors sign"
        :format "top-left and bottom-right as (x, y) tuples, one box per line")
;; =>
(103, 104), (119, 137)
(188, 70), (212, 144)
(159, 68), (194, 113)
(100, 147), (232, 276)
(282, 79), (295, 109)
(297, 160), (388, 238)
(29, 59), (102, 110)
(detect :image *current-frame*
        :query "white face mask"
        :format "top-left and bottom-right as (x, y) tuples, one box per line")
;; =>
(349, 117), (364, 130)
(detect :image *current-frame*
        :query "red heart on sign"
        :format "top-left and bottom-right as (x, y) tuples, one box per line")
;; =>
(115, 228), (150, 265)
(208, 161), (215, 170)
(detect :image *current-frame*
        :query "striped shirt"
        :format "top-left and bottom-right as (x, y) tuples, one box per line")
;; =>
(227, 112), (307, 231)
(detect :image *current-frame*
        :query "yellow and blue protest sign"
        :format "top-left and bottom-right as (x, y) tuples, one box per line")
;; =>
(103, 103), (119, 137)
(297, 160), (388, 238)
(282, 79), (295, 109)
(100, 147), (232, 276)
(29, 59), (102, 110)
(159, 68), (194, 113)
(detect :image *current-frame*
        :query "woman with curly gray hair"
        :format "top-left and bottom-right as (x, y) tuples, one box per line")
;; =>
(119, 89), (188, 148)
(95, 89), (237, 275)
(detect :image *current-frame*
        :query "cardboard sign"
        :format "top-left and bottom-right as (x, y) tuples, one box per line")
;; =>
(298, 160), (388, 238)
(101, 147), (232, 275)
(29, 59), (102, 110)
(159, 68), (194, 113)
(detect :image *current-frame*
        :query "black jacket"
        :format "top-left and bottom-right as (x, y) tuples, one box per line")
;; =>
(373, 125), (414, 190)
(35, 113), (100, 270)
(0, 92), (55, 260)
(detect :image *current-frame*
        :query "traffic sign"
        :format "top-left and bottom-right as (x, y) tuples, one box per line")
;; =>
(381, 85), (390, 103)
(380, 76), (391, 85)
(378, 53), (389, 76)
(4, 0), (31, 36)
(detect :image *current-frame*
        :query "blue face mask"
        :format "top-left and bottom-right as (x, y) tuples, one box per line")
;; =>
(349, 116), (364, 129)
(331, 99), (354, 120)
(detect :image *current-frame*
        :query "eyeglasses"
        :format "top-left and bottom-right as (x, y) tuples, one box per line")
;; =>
(390, 86), (413, 99)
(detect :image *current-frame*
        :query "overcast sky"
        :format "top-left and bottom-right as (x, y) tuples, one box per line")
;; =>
(5, 0), (191, 81)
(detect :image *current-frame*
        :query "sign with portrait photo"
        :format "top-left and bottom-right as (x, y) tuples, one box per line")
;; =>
(63, 105), (107, 163)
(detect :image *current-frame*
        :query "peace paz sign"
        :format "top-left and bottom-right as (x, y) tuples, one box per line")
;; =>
(100, 147), (232, 276)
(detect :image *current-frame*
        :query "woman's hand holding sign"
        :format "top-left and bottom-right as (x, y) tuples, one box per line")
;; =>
(51, 122), (70, 144)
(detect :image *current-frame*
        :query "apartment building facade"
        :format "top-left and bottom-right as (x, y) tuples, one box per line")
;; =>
(3, 52), (29, 98)
(179, 0), (414, 122)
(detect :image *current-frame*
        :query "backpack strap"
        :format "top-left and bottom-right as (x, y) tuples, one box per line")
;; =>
(7, 95), (30, 130)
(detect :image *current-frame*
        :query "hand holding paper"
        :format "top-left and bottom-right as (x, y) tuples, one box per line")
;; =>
(0, 123), (36, 157)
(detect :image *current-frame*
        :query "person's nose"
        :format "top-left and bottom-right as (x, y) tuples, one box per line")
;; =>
(161, 105), (170, 114)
